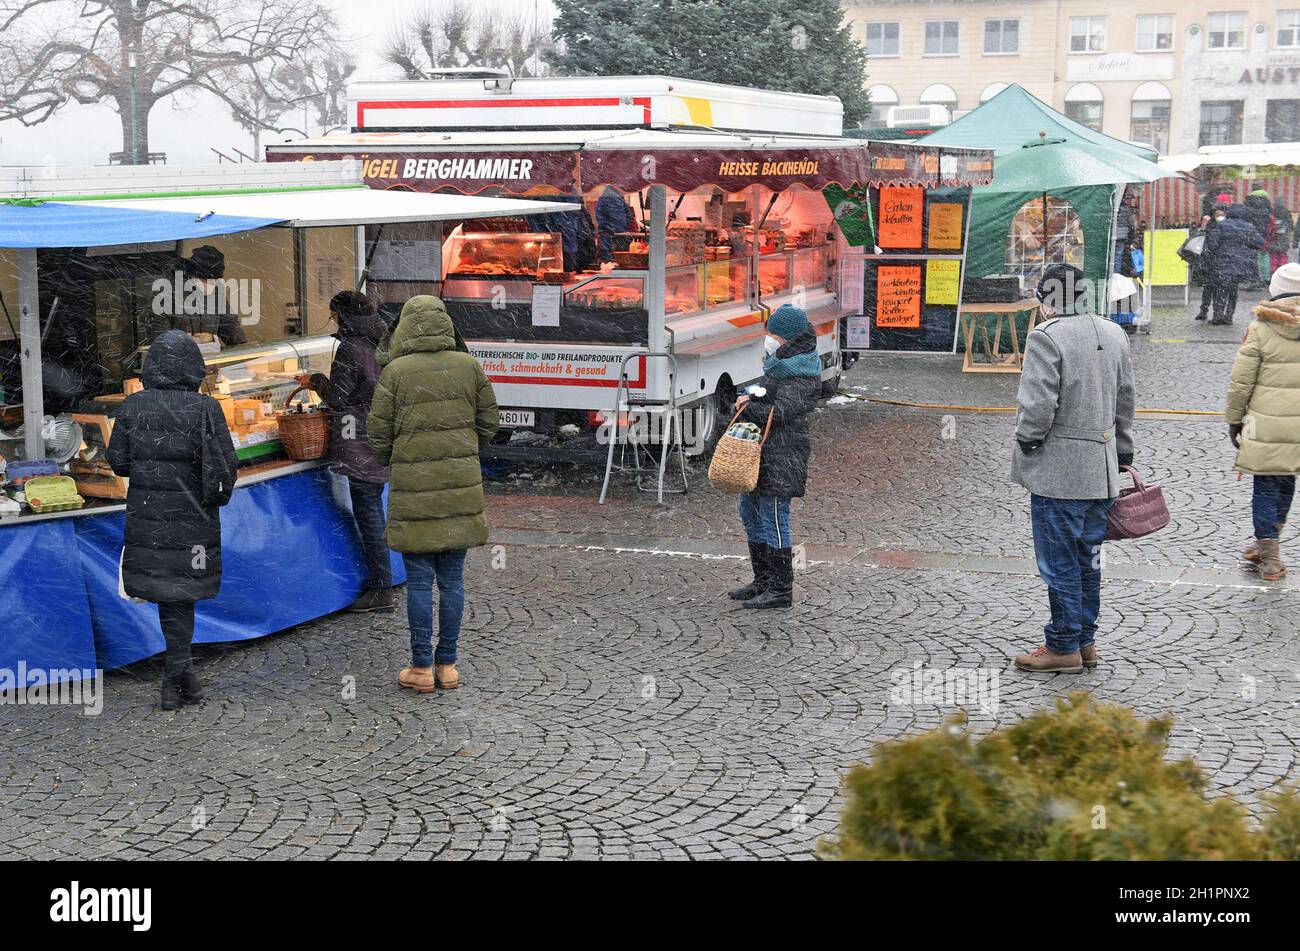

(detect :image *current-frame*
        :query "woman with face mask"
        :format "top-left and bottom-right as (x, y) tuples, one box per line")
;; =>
(725, 304), (821, 609)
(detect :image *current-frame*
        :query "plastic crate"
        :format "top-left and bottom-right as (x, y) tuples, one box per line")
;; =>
(23, 475), (85, 513)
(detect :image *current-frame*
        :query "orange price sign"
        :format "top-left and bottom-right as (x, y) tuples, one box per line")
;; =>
(876, 265), (923, 329)
(878, 186), (925, 248)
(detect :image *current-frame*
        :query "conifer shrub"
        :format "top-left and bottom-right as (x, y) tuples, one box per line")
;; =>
(822, 692), (1296, 860)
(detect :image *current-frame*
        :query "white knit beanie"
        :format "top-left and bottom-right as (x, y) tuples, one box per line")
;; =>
(1271, 262), (1300, 298)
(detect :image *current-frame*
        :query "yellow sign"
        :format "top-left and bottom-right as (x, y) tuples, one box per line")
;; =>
(1143, 228), (1190, 287)
(928, 203), (964, 249)
(925, 259), (962, 305)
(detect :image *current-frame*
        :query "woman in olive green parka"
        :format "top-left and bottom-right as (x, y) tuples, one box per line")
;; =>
(1225, 266), (1300, 582)
(368, 295), (499, 693)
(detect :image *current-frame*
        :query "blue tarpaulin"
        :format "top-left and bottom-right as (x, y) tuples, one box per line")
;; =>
(0, 201), (284, 249)
(0, 466), (405, 677)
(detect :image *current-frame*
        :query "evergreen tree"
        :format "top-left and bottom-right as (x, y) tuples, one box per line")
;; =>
(551, 0), (869, 126)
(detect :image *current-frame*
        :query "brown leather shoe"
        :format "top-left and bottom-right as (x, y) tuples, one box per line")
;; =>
(1259, 539), (1287, 582)
(434, 663), (460, 689)
(398, 667), (436, 693)
(1014, 645), (1084, 673)
(1243, 541), (1261, 564)
(1079, 644), (1099, 669)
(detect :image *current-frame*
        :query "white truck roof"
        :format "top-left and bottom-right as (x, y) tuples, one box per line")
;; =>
(347, 75), (844, 137)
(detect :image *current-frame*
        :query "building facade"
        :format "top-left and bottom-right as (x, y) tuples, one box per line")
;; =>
(846, 0), (1300, 153)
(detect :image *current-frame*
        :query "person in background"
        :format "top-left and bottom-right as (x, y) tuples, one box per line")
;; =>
(1270, 198), (1293, 276)
(107, 330), (238, 710)
(1225, 263), (1300, 583)
(1113, 190), (1139, 277)
(157, 245), (247, 347)
(1195, 203), (1229, 322)
(1011, 265), (1136, 673)
(1243, 187), (1275, 286)
(297, 291), (394, 613)
(1201, 204), (1266, 326)
(727, 304), (820, 610)
(595, 185), (636, 263)
(368, 295), (499, 694)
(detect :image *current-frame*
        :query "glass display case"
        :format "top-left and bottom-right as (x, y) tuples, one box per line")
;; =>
(201, 334), (337, 461)
(565, 275), (646, 311)
(443, 231), (562, 279)
(790, 246), (831, 292)
(758, 254), (791, 296)
(664, 259), (751, 317)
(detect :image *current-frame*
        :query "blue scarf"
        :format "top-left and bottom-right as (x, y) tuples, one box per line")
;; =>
(763, 345), (821, 380)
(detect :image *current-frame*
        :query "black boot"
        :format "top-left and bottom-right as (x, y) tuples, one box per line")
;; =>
(743, 547), (793, 609)
(728, 542), (769, 600)
(180, 667), (204, 705)
(160, 675), (183, 711)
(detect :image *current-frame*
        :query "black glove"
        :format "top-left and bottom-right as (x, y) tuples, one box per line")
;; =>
(1118, 452), (1133, 468)
(1018, 439), (1043, 455)
(1228, 423), (1243, 449)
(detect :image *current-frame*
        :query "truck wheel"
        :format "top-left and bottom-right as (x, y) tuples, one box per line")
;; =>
(820, 371), (842, 399)
(697, 380), (735, 453)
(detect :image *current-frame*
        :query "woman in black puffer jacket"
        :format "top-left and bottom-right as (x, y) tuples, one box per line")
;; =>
(727, 304), (821, 609)
(108, 330), (237, 710)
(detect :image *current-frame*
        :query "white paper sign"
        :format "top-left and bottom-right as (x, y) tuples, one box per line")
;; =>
(531, 285), (562, 327)
(846, 314), (871, 350)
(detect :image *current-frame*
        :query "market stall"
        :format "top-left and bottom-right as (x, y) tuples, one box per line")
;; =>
(267, 76), (994, 448)
(0, 163), (573, 676)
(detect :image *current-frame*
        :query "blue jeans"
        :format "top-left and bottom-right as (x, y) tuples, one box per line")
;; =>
(1252, 475), (1296, 539)
(348, 478), (392, 590)
(403, 550), (467, 667)
(739, 494), (793, 549)
(1030, 495), (1114, 654)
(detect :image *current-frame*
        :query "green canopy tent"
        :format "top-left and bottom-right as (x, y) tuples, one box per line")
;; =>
(922, 84), (1162, 286)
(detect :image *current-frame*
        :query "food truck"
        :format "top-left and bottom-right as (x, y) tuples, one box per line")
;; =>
(0, 161), (574, 675)
(267, 77), (995, 453)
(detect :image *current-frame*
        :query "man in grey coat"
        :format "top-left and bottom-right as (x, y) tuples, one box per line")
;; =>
(1011, 264), (1136, 673)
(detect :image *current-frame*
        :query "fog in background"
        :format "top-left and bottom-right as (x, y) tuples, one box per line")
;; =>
(0, 0), (555, 167)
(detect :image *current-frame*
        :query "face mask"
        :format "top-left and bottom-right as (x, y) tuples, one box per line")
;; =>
(764, 335), (781, 356)
(1214, 216), (1225, 222)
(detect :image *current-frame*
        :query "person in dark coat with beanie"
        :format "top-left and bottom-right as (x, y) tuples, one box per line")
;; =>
(1201, 204), (1266, 324)
(727, 303), (821, 609)
(298, 291), (394, 613)
(107, 329), (237, 710)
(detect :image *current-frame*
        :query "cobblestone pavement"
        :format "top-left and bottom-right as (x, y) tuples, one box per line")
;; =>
(3, 292), (1298, 860)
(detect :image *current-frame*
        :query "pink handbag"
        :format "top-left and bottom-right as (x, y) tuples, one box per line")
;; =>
(1106, 466), (1170, 541)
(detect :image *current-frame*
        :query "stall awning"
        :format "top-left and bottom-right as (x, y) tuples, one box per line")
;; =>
(77, 187), (578, 227)
(0, 201), (284, 249)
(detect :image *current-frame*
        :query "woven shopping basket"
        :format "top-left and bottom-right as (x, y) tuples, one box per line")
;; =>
(276, 385), (331, 461)
(707, 407), (774, 494)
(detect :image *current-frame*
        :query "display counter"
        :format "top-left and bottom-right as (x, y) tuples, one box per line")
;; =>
(0, 459), (404, 676)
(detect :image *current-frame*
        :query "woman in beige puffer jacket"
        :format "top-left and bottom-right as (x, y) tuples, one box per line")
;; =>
(1225, 264), (1300, 581)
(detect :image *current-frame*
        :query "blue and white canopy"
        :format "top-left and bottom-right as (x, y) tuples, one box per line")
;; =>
(0, 201), (284, 249)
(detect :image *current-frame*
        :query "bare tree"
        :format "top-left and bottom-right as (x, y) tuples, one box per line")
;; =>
(221, 40), (356, 155)
(0, 0), (339, 163)
(384, 1), (554, 79)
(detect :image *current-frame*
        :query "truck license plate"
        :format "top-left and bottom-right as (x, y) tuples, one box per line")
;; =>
(499, 409), (535, 428)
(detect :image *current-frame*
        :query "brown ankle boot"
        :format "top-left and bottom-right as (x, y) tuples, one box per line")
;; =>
(1079, 644), (1099, 669)
(1014, 645), (1084, 673)
(434, 663), (460, 689)
(1243, 541), (1261, 564)
(398, 667), (436, 693)
(1258, 539), (1287, 582)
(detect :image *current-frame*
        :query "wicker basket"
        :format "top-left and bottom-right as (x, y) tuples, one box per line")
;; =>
(276, 385), (330, 461)
(707, 407), (773, 494)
